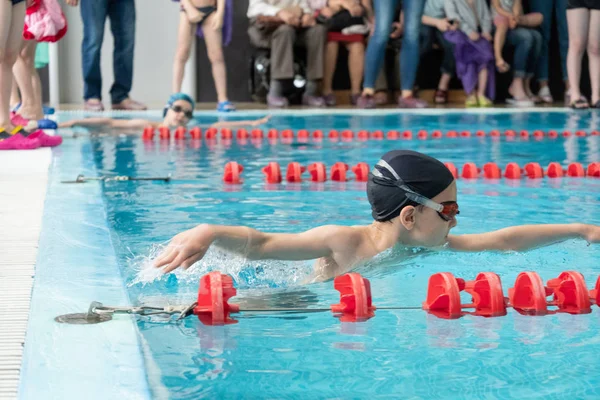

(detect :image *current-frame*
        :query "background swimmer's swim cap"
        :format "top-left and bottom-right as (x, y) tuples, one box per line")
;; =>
(163, 93), (195, 117)
(367, 150), (455, 221)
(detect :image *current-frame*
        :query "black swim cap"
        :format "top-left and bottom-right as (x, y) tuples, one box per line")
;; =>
(367, 150), (455, 221)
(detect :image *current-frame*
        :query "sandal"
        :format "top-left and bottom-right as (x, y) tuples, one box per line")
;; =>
(570, 98), (589, 110)
(496, 60), (510, 74)
(465, 95), (478, 108)
(0, 126), (41, 150)
(434, 89), (448, 104)
(217, 100), (236, 112)
(477, 95), (493, 107)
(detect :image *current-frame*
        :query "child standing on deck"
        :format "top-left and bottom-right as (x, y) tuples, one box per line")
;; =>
(0, 0), (34, 150)
(172, 0), (235, 112)
(444, 0), (495, 108)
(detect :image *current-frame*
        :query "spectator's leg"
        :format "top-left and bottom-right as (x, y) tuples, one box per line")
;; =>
(529, 0), (553, 100)
(518, 13), (544, 27)
(80, 0), (108, 104)
(202, 12), (229, 104)
(9, 78), (18, 110)
(0, 1), (25, 131)
(345, 41), (364, 98)
(524, 29), (543, 100)
(374, 60), (389, 105)
(361, 0), (398, 95)
(107, 0), (136, 105)
(493, 20), (510, 72)
(269, 24), (297, 99)
(173, 12), (196, 93)
(299, 23), (327, 96)
(13, 40), (42, 120)
(435, 30), (454, 92)
(505, 28), (533, 101)
(587, 10), (600, 105)
(477, 68), (488, 98)
(555, 0), (570, 94)
(323, 40), (339, 96)
(566, 8), (590, 107)
(399, 0), (426, 99)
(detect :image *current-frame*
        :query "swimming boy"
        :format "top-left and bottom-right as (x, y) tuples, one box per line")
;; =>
(59, 93), (270, 130)
(154, 150), (600, 281)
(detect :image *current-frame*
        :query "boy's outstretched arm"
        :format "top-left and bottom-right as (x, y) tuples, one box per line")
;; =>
(210, 115), (272, 129)
(154, 223), (357, 273)
(448, 223), (600, 252)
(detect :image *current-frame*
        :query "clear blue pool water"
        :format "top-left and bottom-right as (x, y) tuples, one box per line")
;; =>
(75, 111), (600, 398)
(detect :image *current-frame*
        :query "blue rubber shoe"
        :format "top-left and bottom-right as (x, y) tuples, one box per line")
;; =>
(37, 119), (57, 130)
(217, 100), (236, 112)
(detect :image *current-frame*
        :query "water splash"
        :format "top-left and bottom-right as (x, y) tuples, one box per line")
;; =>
(128, 244), (313, 289)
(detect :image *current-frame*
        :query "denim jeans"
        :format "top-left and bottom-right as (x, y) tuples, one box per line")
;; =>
(505, 27), (542, 78)
(528, 0), (568, 82)
(363, 0), (426, 90)
(80, 0), (136, 103)
(420, 25), (456, 76)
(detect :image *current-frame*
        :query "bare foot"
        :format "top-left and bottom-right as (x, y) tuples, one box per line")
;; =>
(18, 105), (44, 121)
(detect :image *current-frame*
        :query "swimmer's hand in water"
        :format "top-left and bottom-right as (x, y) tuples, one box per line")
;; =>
(584, 224), (600, 244)
(154, 225), (214, 273)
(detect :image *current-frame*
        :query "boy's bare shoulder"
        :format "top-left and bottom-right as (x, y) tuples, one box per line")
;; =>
(318, 224), (369, 249)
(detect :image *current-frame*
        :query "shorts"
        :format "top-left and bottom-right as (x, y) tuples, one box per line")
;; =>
(12, 0), (25, 4)
(567, 0), (600, 10)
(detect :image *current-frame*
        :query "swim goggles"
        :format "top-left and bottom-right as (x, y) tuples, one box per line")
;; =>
(170, 105), (194, 119)
(370, 160), (460, 222)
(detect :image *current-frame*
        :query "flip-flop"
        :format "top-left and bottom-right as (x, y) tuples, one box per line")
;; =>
(570, 98), (589, 110)
(27, 129), (62, 147)
(217, 100), (236, 112)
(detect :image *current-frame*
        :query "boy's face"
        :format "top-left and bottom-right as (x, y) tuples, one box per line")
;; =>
(164, 99), (193, 127)
(406, 181), (458, 247)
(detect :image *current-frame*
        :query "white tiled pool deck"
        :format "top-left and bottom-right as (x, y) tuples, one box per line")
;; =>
(0, 148), (51, 400)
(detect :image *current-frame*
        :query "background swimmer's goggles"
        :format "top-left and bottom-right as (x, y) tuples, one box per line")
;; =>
(170, 105), (193, 119)
(370, 160), (459, 222)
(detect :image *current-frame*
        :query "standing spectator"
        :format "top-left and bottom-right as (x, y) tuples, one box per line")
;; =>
(444, 0), (494, 107)
(310, 0), (369, 106)
(566, 0), (600, 109)
(172, 0), (235, 112)
(373, 4), (402, 105)
(247, 0), (327, 108)
(358, 0), (428, 109)
(420, 0), (457, 105)
(66, 0), (146, 111)
(529, 0), (569, 104)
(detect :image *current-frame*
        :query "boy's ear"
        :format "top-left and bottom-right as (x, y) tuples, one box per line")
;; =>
(399, 206), (416, 230)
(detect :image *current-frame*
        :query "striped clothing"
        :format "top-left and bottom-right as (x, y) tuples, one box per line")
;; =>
(444, 0), (492, 35)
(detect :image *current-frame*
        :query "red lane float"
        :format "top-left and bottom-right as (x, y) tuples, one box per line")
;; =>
(143, 126), (155, 140)
(193, 272), (239, 325)
(267, 129), (279, 139)
(588, 162), (600, 177)
(524, 162), (544, 179)
(461, 162), (479, 179)
(417, 130), (428, 140)
(432, 130), (443, 139)
(444, 162), (458, 179)
(331, 162), (349, 182)
(352, 162), (369, 182)
(174, 127), (187, 139)
(483, 162), (501, 179)
(251, 129), (264, 139)
(286, 162), (305, 182)
(357, 130), (369, 140)
(190, 127), (202, 139)
(223, 162), (243, 184)
(331, 273), (376, 322)
(387, 130), (400, 140)
(504, 162), (521, 179)
(308, 162), (327, 182)
(371, 130), (384, 140)
(237, 129), (249, 140)
(262, 162), (282, 184)
(159, 126), (170, 140)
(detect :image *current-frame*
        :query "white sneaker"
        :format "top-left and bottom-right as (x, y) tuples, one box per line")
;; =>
(506, 97), (535, 107)
(341, 24), (370, 35)
(537, 86), (553, 104)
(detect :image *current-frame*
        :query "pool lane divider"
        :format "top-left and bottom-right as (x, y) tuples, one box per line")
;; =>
(61, 270), (600, 326)
(223, 161), (600, 184)
(142, 126), (600, 142)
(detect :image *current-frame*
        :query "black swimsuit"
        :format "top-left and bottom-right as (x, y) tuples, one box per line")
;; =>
(181, 5), (216, 25)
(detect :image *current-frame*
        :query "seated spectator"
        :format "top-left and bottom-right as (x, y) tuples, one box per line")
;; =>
(444, 0), (494, 107)
(420, 0), (457, 104)
(566, 0), (600, 109)
(310, 0), (370, 106)
(528, 0), (569, 104)
(247, 0), (328, 108)
(491, 0), (542, 106)
(66, 0), (146, 111)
